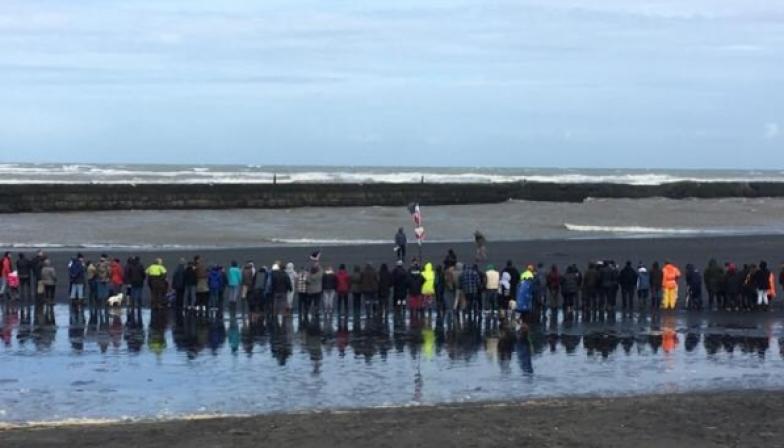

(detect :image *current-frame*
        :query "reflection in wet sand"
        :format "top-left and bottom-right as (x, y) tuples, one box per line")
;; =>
(0, 302), (783, 423)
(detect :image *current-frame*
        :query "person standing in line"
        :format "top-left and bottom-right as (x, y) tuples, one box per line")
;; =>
(184, 261), (197, 311)
(146, 258), (167, 310)
(296, 265), (309, 317)
(16, 253), (32, 304)
(194, 256), (209, 312)
(0, 252), (12, 301)
(394, 228), (407, 262)
(284, 263), (297, 315)
(31, 250), (47, 301)
(460, 264), (481, 319)
(560, 265), (581, 318)
(335, 264), (350, 316)
(703, 259), (724, 311)
(350, 265), (362, 315)
(85, 260), (97, 308)
(392, 261), (408, 312)
(534, 263), (547, 319)
(270, 262), (293, 318)
(321, 265), (337, 317)
(407, 261), (425, 317)
(484, 264), (500, 316)
(94, 255), (111, 308)
(637, 263), (651, 309)
(126, 257), (146, 310)
(779, 263), (784, 307)
(661, 261), (681, 310)
(172, 258), (186, 309)
(306, 264), (323, 318)
(378, 263), (392, 317)
(208, 264), (224, 312)
(499, 270), (512, 318)
(109, 258), (124, 296)
(240, 261), (255, 313)
(545, 265), (561, 320)
(226, 261), (242, 309)
(68, 254), (86, 305)
(502, 260), (520, 301)
(618, 261), (638, 312)
(685, 264), (704, 310)
(582, 263), (599, 314)
(360, 263), (379, 318)
(40, 259), (57, 305)
(724, 263), (741, 311)
(421, 262), (436, 317)
(650, 262), (663, 310)
(753, 261), (771, 309)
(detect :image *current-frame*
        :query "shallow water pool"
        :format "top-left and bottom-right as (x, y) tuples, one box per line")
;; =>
(1, 304), (783, 425)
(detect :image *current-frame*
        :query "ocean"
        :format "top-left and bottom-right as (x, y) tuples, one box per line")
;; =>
(1, 197), (784, 250)
(1, 163), (784, 185)
(1, 163), (784, 249)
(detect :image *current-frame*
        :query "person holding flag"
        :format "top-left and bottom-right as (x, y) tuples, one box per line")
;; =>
(408, 203), (425, 264)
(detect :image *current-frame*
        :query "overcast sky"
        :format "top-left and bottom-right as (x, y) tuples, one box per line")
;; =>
(1, 0), (782, 168)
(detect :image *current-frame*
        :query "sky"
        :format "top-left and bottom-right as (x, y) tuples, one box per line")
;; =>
(0, 0), (782, 169)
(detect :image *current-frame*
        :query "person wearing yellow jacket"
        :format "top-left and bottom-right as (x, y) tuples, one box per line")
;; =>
(146, 258), (168, 309)
(421, 262), (436, 314)
(661, 261), (681, 310)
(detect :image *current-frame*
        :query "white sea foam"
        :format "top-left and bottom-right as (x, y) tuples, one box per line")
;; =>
(270, 238), (389, 246)
(1, 164), (783, 185)
(563, 223), (721, 234)
(0, 412), (250, 430)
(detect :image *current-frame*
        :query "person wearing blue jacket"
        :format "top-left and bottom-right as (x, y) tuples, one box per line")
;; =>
(208, 265), (224, 312)
(516, 275), (534, 328)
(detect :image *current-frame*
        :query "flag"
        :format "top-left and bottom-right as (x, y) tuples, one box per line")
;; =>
(408, 202), (425, 244)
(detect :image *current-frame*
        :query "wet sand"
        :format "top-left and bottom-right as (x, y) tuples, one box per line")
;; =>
(32, 234), (784, 299)
(2, 391), (783, 447)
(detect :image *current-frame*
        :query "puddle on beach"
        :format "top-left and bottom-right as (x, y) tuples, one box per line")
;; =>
(1, 304), (783, 424)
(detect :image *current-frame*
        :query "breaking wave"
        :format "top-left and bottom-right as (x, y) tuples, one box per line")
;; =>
(1, 163), (784, 185)
(563, 223), (722, 235)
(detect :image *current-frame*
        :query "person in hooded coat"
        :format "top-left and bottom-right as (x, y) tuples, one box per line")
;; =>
(685, 264), (703, 310)
(650, 262), (664, 309)
(636, 263), (651, 308)
(703, 259), (725, 311)
(392, 261), (408, 311)
(662, 261), (682, 310)
(335, 264), (350, 315)
(421, 262), (436, 315)
(753, 261), (771, 308)
(618, 261), (638, 312)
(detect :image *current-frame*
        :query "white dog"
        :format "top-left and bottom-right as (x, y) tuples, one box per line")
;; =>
(107, 292), (125, 307)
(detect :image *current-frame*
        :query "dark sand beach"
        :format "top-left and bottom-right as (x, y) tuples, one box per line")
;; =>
(2, 391), (783, 447)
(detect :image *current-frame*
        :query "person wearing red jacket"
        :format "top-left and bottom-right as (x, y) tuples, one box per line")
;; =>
(0, 252), (12, 301)
(335, 264), (351, 316)
(110, 258), (124, 295)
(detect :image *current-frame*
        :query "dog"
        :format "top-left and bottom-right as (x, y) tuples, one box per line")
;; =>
(107, 292), (125, 308)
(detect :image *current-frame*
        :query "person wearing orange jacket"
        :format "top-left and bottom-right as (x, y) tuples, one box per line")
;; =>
(661, 261), (681, 310)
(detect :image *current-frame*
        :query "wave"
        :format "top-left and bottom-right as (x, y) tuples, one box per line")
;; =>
(0, 412), (250, 430)
(2, 164), (784, 185)
(270, 238), (389, 246)
(563, 223), (722, 235)
(0, 242), (202, 250)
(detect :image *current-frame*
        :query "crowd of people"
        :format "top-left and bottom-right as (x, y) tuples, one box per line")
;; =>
(1, 247), (783, 324)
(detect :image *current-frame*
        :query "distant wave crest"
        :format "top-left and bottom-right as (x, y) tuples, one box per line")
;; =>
(563, 223), (716, 235)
